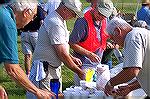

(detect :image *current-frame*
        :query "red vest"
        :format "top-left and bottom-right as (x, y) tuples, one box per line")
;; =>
(78, 10), (108, 52)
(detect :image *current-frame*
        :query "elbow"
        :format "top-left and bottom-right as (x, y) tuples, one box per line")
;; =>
(124, 67), (140, 77)
(5, 65), (15, 77)
(132, 67), (141, 76)
(4, 63), (18, 78)
(59, 52), (69, 61)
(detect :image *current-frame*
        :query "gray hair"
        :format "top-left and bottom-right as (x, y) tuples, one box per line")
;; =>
(133, 20), (147, 28)
(106, 17), (132, 35)
(9, 0), (37, 12)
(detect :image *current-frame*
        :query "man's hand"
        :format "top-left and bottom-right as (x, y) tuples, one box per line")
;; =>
(36, 89), (56, 99)
(106, 42), (114, 49)
(87, 52), (101, 63)
(104, 81), (114, 96)
(78, 70), (85, 80)
(116, 80), (141, 96)
(0, 85), (8, 99)
(115, 85), (131, 96)
(71, 56), (82, 67)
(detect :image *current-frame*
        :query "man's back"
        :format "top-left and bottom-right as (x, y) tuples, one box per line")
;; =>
(0, 5), (18, 64)
(33, 11), (69, 67)
(123, 27), (150, 95)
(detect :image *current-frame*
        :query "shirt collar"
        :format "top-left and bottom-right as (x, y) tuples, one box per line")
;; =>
(6, 5), (16, 23)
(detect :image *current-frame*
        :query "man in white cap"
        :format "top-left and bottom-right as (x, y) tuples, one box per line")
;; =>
(69, 0), (113, 86)
(26, 0), (84, 98)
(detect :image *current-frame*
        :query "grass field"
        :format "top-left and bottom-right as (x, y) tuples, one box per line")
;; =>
(0, 0), (140, 98)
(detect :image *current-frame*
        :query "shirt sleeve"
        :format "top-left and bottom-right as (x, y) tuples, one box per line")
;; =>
(43, 3), (48, 12)
(48, 25), (68, 45)
(0, 12), (18, 64)
(69, 18), (88, 44)
(145, 9), (150, 24)
(123, 32), (143, 69)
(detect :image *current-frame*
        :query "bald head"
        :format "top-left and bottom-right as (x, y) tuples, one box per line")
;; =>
(106, 17), (132, 35)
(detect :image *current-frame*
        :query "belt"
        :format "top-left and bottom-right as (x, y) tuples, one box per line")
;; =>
(41, 61), (59, 72)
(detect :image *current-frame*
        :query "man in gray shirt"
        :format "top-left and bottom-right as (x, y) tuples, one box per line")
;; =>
(27, 0), (84, 98)
(104, 17), (150, 97)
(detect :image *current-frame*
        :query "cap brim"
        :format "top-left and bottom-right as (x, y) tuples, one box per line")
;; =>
(75, 11), (84, 18)
(98, 8), (112, 17)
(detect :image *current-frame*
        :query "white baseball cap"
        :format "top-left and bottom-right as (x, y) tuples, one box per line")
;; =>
(62, 0), (83, 17)
(97, 0), (114, 17)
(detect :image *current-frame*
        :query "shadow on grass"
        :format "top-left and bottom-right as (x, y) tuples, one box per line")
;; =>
(62, 66), (75, 91)
(62, 80), (74, 91)
(8, 95), (26, 99)
(7, 88), (26, 96)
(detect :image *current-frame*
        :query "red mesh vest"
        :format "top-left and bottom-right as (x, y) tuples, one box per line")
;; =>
(78, 10), (108, 52)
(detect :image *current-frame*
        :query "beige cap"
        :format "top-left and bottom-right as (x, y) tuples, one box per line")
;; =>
(142, 0), (150, 4)
(97, 0), (114, 17)
(62, 0), (83, 18)
(112, 7), (118, 16)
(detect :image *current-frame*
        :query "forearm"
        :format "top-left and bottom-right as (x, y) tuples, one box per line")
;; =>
(4, 63), (39, 95)
(128, 80), (141, 91)
(60, 52), (83, 74)
(110, 67), (140, 87)
(69, 43), (101, 62)
(54, 44), (83, 75)
(69, 43), (92, 56)
(69, 54), (74, 59)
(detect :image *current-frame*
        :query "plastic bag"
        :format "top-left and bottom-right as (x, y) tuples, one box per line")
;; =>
(96, 64), (110, 90)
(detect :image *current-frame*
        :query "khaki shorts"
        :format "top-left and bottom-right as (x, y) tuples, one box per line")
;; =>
(21, 31), (38, 54)
(26, 60), (62, 99)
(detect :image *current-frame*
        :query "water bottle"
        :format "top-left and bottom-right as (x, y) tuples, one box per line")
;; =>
(50, 79), (60, 99)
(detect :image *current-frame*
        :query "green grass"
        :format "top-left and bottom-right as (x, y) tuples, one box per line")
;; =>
(0, 0), (136, 98)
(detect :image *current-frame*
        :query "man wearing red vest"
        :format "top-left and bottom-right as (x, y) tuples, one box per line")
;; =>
(69, 0), (114, 85)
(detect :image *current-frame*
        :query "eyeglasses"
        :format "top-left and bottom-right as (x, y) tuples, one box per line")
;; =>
(32, 14), (37, 21)
(29, 9), (37, 21)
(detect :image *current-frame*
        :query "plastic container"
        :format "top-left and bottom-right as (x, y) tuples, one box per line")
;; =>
(82, 64), (97, 82)
(63, 90), (71, 99)
(89, 90), (105, 99)
(71, 91), (81, 99)
(80, 90), (89, 99)
(96, 64), (110, 90)
(50, 79), (60, 99)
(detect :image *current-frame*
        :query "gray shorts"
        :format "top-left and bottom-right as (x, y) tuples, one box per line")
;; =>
(21, 31), (38, 54)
